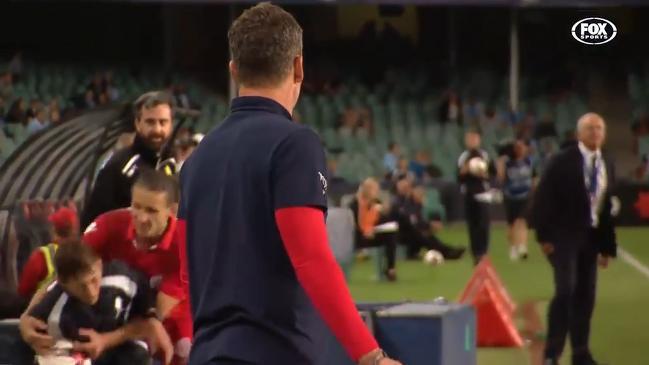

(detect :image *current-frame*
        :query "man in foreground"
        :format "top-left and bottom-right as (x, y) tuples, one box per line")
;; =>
(179, 3), (400, 365)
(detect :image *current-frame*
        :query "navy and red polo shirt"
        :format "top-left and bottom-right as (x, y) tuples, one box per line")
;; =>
(179, 96), (337, 364)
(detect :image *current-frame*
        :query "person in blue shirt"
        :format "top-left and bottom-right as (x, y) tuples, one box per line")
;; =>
(497, 138), (537, 261)
(383, 142), (400, 174)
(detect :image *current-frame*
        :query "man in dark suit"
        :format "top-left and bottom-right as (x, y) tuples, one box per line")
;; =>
(534, 113), (616, 365)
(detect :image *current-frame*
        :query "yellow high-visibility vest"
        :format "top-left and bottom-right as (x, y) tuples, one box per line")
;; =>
(37, 243), (58, 290)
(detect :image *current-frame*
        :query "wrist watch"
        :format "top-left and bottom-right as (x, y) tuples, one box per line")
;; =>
(372, 349), (388, 365)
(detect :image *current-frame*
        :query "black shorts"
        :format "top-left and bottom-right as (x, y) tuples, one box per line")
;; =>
(504, 197), (529, 225)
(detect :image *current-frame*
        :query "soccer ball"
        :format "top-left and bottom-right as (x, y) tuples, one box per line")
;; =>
(36, 341), (91, 365)
(423, 250), (444, 266)
(468, 157), (488, 176)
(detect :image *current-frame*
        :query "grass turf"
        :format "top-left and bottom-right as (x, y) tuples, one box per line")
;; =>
(347, 224), (649, 365)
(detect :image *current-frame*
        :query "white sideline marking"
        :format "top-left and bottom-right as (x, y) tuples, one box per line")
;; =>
(618, 247), (649, 280)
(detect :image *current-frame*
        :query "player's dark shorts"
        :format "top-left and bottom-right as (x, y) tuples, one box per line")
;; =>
(504, 197), (530, 225)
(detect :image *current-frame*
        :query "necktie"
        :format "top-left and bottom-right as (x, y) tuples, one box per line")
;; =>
(589, 155), (598, 198)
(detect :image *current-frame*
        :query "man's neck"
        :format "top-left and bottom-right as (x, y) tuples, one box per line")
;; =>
(135, 235), (162, 250)
(238, 86), (295, 116)
(579, 141), (600, 154)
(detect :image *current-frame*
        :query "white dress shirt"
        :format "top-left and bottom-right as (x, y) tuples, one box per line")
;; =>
(578, 142), (607, 227)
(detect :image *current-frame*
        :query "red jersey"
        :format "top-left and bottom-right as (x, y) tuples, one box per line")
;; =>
(82, 208), (192, 347)
(17, 250), (48, 298)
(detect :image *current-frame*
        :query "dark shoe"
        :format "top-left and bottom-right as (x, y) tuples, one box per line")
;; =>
(443, 247), (466, 260)
(573, 353), (606, 365)
(544, 359), (559, 365)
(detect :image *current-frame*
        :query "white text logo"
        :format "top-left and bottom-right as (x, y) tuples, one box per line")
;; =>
(572, 18), (617, 45)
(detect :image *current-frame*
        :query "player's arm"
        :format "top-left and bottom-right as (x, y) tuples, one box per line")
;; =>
(74, 318), (173, 364)
(272, 129), (397, 365)
(20, 284), (60, 355)
(17, 249), (48, 298)
(457, 152), (470, 178)
(496, 156), (507, 184)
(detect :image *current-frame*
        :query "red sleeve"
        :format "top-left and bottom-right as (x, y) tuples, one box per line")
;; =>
(18, 250), (48, 298)
(176, 219), (190, 301)
(275, 207), (378, 362)
(82, 214), (111, 257)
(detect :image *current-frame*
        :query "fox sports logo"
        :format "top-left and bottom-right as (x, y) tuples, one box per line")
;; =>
(572, 17), (617, 45)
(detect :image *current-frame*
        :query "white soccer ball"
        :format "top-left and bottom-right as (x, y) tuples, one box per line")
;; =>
(468, 157), (488, 176)
(423, 249), (444, 266)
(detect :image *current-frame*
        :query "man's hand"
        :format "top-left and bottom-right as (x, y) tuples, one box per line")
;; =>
(73, 329), (108, 360)
(143, 319), (174, 365)
(358, 349), (402, 365)
(541, 242), (554, 256)
(430, 221), (443, 233)
(598, 255), (610, 269)
(19, 314), (54, 355)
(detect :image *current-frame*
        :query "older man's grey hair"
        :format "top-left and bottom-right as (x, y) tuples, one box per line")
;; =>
(576, 112), (606, 133)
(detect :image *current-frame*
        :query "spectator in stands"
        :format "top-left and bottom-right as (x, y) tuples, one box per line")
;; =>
(409, 150), (442, 182)
(0, 71), (13, 99)
(338, 108), (359, 136)
(26, 99), (43, 120)
(438, 90), (462, 125)
(327, 158), (354, 205)
(5, 97), (26, 124)
(392, 178), (465, 260)
(357, 107), (373, 136)
(26, 107), (47, 134)
(104, 71), (120, 101)
(481, 106), (501, 127)
(391, 157), (415, 184)
(170, 83), (192, 109)
(98, 91), (110, 105)
(81, 91), (174, 229)
(8, 52), (24, 81)
(48, 99), (62, 126)
(349, 178), (399, 281)
(383, 142), (400, 172)
(463, 97), (481, 126)
(0, 96), (5, 124)
(83, 89), (97, 109)
(17, 207), (79, 299)
(88, 72), (105, 102)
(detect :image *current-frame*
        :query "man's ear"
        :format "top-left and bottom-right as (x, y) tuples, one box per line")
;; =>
(229, 60), (239, 84)
(293, 55), (304, 84)
(171, 203), (179, 217)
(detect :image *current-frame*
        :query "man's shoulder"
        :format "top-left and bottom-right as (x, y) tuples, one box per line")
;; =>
(104, 146), (138, 167)
(552, 146), (580, 164)
(88, 209), (132, 230)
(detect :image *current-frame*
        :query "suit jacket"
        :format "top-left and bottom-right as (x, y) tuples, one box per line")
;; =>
(533, 145), (617, 257)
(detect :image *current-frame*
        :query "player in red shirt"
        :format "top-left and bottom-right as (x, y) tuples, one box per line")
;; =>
(82, 169), (191, 365)
(18, 207), (80, 299)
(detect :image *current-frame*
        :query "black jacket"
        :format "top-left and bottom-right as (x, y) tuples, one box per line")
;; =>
(81, 136), (160, 229)
(533, 146), (617, 257)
